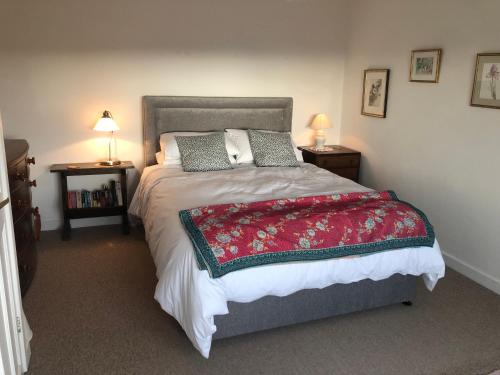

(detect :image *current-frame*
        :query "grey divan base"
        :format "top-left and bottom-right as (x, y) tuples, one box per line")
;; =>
(213, 274), (416, 339)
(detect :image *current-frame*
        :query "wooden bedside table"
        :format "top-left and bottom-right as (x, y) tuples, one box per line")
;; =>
(50, 161), (134, 240)
(298, 145), (361, 182)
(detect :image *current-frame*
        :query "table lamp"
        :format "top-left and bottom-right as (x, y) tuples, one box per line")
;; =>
(93, 110), (121, 166)
(310, 113), (332, 150)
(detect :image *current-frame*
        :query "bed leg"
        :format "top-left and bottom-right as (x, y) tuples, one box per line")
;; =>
(402, 301), (413, 306)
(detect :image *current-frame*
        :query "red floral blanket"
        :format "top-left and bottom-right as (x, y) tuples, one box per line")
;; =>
(179, 191), (435, 278)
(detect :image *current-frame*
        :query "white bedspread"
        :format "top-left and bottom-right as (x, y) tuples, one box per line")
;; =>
(129, 163), (445, 358)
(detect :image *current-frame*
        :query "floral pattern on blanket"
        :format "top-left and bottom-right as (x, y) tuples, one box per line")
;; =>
(179, 191), (435, 278)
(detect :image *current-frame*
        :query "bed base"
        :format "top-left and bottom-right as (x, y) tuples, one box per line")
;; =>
(213, 274), (416, 339)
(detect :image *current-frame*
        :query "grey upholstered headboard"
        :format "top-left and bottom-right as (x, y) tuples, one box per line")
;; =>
(142, 96), (293, 167)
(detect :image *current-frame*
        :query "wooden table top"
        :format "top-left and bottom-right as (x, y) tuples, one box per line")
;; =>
(50, 161), (134, 173)
(298, 145), (360, 155)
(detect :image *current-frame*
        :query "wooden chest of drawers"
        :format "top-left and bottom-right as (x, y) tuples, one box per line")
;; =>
(299, 145), (361, 182)
(5, 139), (38, 296)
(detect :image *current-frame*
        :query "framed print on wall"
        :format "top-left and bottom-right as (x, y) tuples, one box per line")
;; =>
(471, 53), (500, 109)
(361, 69), (390, 118)
(409, 49), (442, 83)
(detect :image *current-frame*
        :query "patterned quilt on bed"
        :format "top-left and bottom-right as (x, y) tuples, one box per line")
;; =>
(179, 191), (435, 278)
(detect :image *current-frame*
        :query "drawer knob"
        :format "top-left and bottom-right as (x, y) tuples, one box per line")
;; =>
(15, 173), (27, 182)
(26, 157), (36, 165)
(19, 264), (30, 273)
(29, 179), (37, 187)
(16, 200), (29, 209)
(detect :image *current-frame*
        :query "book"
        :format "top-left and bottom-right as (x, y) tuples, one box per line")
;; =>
(76, 191), (82, 208)
(110, 181), (117, 207)
(102, 184), (113, 207)
(82, 190), (90, 208)
(99, 190), (106, 208)
(67, 191), (77, 209)
(85, 190), (91, 208)
(92, 191), (98, 207)
(115, 181), (123, 206)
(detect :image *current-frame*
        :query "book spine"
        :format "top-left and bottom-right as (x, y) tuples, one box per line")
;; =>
(99, 191), (106, 208)
(110, 180), (117, 207)
(85, 191), (90, 208)
(76, 191), (82, 208)
(71, 191), (76, 209)
(115, 181), (123, 206)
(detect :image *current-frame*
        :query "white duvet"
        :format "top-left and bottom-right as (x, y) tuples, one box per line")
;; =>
(129, 163), (445, 358)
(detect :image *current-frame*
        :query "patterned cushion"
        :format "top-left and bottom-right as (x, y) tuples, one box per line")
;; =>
(175, 133), (233, 172)
(247, 130), (299, 167)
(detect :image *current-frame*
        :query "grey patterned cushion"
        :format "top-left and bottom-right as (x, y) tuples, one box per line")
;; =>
(247, 130), (299, 167)
(175, 133), (233, 172)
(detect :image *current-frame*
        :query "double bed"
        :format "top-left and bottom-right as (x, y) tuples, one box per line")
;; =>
(129, 96), (445, 358)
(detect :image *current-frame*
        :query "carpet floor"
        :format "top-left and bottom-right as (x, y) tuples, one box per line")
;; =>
(23, 226), (500, 375)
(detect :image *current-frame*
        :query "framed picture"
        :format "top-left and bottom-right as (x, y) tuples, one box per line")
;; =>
(409, 49), (442, 83)
(471, 53), (500, 109)
(361, 69), (390, 118)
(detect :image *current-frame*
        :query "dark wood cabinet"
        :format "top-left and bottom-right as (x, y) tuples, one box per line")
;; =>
(299, 145), (361, 182)
(5, 139), (39, 296)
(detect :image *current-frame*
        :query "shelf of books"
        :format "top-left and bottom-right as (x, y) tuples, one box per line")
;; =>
(66, 180), (124, 212)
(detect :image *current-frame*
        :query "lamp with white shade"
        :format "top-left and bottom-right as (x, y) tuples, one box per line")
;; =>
(309, 113), (332, 150)
(93, 110), (121, 166)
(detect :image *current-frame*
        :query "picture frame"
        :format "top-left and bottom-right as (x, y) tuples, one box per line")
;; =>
(361, 69), (390, 118)
(409, 49), (442, 83)
(470, 53), (500, 109)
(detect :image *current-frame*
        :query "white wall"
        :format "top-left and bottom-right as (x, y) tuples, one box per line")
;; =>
(340, 0), (500, 293)
(0, 0), (348, 230)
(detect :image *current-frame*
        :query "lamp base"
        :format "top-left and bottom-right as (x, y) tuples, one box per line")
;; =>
(98, 160), (122, 166)
(315, 135), (326, 150)
(311, 146), (336, 152)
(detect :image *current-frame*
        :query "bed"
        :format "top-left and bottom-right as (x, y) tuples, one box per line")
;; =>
(130, 96), (445, 358)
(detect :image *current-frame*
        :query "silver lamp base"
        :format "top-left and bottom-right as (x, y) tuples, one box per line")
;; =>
(314, 135), (326, 150)
(99, 160), (121, 166)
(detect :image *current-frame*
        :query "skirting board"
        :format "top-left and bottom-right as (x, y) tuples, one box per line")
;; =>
(443, 251), (500, 295)
(42, 216), (121, 231)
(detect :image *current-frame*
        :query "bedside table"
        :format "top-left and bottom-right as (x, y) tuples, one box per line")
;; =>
(50, 161), (134, 240)
(298, 146), (361, 182)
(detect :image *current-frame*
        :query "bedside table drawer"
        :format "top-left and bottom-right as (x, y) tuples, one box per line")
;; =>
(317, 155), (360, 169)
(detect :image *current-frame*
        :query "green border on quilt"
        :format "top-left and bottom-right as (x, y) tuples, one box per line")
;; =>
(179, 191), (436, 278)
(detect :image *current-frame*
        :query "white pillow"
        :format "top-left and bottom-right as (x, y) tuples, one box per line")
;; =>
(159, 132), (239, 165)
(156, 150), (236, 167)
(155, 151), (165, 165)
(225, 129), (303, 164)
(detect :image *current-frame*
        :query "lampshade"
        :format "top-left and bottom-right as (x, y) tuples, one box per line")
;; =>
(93, 110), (119, 132)
(310, 113), (332, 130)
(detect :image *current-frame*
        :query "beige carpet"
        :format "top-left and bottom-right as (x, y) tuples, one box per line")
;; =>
(23, 226), (500, 375)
